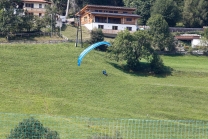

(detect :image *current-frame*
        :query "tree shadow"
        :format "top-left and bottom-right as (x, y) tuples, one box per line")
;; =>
(162, 53), (186, 57)
(107, 61), (173, 78)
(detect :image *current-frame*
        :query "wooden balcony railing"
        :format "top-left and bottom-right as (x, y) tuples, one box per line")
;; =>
(25, 8), (46, 13)
(102, 29), (134, 34)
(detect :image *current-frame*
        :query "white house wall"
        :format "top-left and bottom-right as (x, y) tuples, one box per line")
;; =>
(33, 3), (45, 8)
(84, 23), (137, 31)
(191, 39), (208, 48)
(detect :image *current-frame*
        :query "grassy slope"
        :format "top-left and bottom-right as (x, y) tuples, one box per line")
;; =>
(0, 43), (208, 121)
(61, 25), (115, 42)
(61, 25), (91, 40)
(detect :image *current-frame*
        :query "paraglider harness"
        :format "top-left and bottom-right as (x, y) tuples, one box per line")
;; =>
(102, 70), (108, 76)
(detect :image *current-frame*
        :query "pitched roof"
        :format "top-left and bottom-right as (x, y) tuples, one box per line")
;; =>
(85, 5), (136, 11)
(76, 4), (137, 16)
(21, 0), (51, 3)
(90, 12), (140, 17)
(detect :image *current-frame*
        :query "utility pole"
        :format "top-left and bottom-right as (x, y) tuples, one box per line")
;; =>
(50, 14), (52, 37)
(65, 0), (70, 19)
(75, 15), (83, 47)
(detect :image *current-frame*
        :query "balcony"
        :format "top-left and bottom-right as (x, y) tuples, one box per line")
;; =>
(102, 29), (120, 34)
(95, 16), (121, 24)
(24, 7), (46, 13)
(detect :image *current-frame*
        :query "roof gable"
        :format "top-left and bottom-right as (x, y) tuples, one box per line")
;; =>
(21, 0), (51, 3)
(76, 4), (137, 16)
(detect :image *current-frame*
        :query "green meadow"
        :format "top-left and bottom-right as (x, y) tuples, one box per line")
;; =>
(0, 43), (208, 121)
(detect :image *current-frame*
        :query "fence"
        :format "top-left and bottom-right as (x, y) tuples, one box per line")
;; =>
(0, 113), (208, 139)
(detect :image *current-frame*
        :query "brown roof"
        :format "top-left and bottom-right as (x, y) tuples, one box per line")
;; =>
(86, 5), (136, 10)
(76, 4), (136, 16)
(90, 12), (140, 18)
(175, 35), (200, 41)
(21, 0), (51, 3)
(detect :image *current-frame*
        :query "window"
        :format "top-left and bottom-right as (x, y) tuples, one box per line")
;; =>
(123, 12), (128, 14)
(114, 11), (118, 13)
(95, 10), (98, 12)
(98, 25), (104, 29)
(126, 18), (132, 21)
(112, 26), (118, 30)
(126, 27), (132, 31)
(25, 3), (34, 8)
(108, 18), (121, 24)
(84, 17), (87, 21)
(39, 4), (42, 8)
(99, 10), (102, 12)
(109, 11), (113, 13)
(95, 16), (107, 23)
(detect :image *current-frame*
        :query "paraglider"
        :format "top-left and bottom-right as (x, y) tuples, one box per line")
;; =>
(77, 41), (111, 66)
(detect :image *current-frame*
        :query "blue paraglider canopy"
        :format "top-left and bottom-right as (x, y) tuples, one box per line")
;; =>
(77, 41), (111, 66)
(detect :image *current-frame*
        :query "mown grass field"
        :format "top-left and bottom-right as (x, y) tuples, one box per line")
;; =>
(0, 35), (64, 42)
(0, 43), (208, 121)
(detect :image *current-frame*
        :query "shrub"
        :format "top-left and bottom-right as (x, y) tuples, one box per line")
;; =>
(7, 117), (60, 139)
(150, 53), (165, 74)
(90, 28), (106, 51)
(184, 46), (190, 51)
(90, 28), (104, 44)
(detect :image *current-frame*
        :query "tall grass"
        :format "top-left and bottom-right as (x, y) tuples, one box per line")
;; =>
(0, 43), (207, 121)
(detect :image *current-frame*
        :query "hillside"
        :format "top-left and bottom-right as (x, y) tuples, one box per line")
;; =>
(0, 43), (208, 120)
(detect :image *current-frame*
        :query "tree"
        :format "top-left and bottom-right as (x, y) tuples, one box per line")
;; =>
(204, 28), (208, 39)
(147, 14), (175, 51)
(0, 7), (23, 39)
(183, 0), (208, 27)
(151, 0), (180, 27)
(90, 28), (105, 51)
(108, 30), (153, 70)
(198, 28), (208, 52)
(7, 117), (60, 139)
(123, 0), (154, 25)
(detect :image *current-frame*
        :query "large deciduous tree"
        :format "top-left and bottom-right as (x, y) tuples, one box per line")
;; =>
(147, 14), (175, 51)
(151, 0), (180, 27)
(108, 30), (153, 70)
(183, 0), (208, 28)
(0, 0), (24, 39)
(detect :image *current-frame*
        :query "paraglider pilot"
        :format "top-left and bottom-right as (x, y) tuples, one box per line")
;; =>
(102, 70), (108, 76)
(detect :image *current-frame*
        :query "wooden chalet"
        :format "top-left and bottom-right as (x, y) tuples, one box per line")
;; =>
(76, 5), (140, 36)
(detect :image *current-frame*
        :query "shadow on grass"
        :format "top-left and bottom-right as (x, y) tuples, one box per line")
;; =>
(107, 61), (173, 78)
(161, 53), (186, 57)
